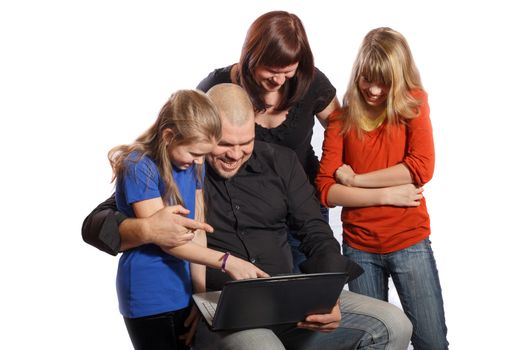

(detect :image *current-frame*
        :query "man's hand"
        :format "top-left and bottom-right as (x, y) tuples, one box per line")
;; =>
(143, 205), (214, 248)
(297, 302), (341, 333)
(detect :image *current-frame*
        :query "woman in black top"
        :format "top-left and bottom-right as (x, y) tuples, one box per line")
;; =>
(197, 11), (340, 271)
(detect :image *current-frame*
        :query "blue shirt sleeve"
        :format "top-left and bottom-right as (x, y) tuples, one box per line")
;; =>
(121, 155), (162, 206)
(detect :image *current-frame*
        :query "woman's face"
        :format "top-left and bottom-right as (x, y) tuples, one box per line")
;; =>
(358, 76), (390, 107)
(253, 62), (299, 93)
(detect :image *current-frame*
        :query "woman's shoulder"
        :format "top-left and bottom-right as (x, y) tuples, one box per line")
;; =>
(197, 65), (234, 92)
(309, 66), (336, 97)
(312, 67), (334, 86)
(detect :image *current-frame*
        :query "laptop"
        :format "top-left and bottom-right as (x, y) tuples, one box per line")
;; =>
(192, 272), (348, 331)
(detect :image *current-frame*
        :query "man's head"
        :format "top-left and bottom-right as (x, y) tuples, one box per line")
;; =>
(206, 83), (255, 179)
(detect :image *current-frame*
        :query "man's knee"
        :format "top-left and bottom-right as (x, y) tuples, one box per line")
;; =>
(219, 328), (285, 350)
(388, 306), (412, 346)
(338, 290), (412, 348)
(194, 326), (285, 350)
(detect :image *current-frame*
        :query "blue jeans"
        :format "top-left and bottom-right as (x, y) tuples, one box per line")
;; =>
(343, 238), (448, 350)
(288, 206), (329, 273)
(193, 290), (412, 350)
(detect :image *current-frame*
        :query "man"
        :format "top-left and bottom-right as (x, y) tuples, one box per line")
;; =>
(82, 84), (412, 349)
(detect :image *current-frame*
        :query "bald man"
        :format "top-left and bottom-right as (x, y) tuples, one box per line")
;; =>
(82, 84), (412, 350)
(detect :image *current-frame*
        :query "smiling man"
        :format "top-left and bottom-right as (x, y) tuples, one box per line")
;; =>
(203, 86), (255, 179)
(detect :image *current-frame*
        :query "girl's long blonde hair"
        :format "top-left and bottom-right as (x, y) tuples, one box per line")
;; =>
(341, 27), (423, 135)
(108, 90), (221, 206)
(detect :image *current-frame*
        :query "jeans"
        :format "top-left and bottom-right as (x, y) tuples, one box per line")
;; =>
(193, 289), (412, 350)
(343, 238), (448, 350)
(124, 307), (191, 350)
(288, 206), (329, 273)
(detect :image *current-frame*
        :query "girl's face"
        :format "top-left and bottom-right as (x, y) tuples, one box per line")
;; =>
(253, 62), (299, 93)
(358, 76), (390, 108)
(167, 140), (216, 170)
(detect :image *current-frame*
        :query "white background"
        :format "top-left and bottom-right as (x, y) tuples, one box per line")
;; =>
(1, 1), (523, 349)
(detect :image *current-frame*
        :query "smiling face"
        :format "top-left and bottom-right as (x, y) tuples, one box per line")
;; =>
(358, 76), (391, 108)
(206, 116), (255, 179)
(253, 62), (299, 92)
(167, 138), (217, 170)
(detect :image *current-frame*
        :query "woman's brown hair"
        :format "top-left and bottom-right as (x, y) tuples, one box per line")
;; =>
(237, 11), (315, 112)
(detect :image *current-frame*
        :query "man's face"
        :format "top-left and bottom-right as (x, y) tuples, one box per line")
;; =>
(207, 116), (255, 179)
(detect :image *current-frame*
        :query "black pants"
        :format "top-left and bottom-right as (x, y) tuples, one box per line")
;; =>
(124, 307), (191, 350)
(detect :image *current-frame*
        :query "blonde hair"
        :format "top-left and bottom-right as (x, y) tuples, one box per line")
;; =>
(341, 27), (423, 135)
(108, 90), (221, 206)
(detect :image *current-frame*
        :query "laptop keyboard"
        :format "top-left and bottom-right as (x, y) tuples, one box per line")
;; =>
(202, 301), (217, 318)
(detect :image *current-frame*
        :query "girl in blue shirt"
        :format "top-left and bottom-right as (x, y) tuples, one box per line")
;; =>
(109, 90), (267, 350)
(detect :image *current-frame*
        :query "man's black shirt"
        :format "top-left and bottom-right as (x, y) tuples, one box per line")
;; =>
(204, 141), (350, 289)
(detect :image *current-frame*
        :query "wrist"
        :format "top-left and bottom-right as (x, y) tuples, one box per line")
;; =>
(379, 187), (390, 206)
(140, 217), (155, 244)
(221, 252), (231, 272)
(351, 174), (360, 187)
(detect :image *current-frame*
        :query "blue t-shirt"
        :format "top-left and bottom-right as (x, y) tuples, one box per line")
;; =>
(115, 153), (203, 318)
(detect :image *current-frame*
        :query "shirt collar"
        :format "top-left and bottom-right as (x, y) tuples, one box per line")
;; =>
(243, 142), (262, 174)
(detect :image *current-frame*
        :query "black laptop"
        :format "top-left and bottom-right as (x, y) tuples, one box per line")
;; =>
(192, 272), (348, 331)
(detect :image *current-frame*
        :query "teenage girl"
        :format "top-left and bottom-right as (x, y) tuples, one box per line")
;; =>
(316, 28), (448, 349)
(109, 90), (267, 350)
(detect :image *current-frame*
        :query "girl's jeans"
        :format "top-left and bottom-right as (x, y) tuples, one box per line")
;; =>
(343, 238), (449, 350)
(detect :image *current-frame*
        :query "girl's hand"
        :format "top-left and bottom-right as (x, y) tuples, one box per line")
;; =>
(224, 255), (270, 280)
(180, 305), (200, 346)
(336, 164), (356, 187)
(383, 184), (423, 207)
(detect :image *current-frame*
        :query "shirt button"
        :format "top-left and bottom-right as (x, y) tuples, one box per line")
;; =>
(234, 204), (240, 210)
(241, 230), (246, 235)
(250, 258), (256, 263)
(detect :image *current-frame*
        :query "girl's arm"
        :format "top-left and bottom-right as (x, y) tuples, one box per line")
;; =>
(326, 183), (423, 208)
(132, 197), (269, 280)
(183, 189), (206, 346)
(190, 189), (206, 294)
(335, 163), (413, 188)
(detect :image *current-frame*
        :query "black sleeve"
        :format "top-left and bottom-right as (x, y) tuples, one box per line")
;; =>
(196, 66), (233, 92)
(311, 67), (337, 115)
(280, 150), (363, 280)
(81, 194), (126, 256)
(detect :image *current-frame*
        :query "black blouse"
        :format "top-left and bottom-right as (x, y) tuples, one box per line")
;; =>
(197, 66), (336, 185)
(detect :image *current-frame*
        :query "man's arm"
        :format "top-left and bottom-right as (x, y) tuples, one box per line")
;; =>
(81, 195), (124, 255)
(280, 151), (363, 279)
(81, 195), (214, 255)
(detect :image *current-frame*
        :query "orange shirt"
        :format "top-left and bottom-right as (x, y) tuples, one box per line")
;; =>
(316, 90), (434, 253)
